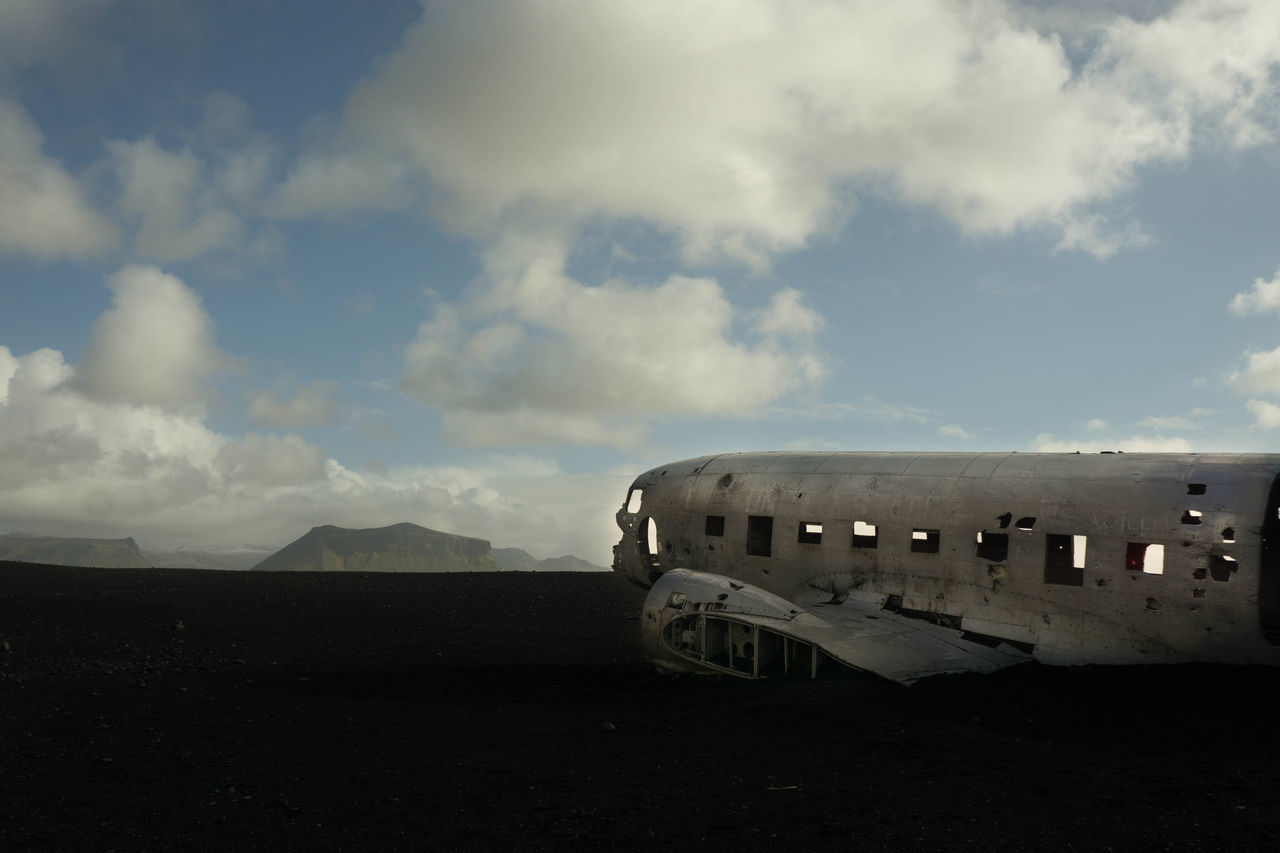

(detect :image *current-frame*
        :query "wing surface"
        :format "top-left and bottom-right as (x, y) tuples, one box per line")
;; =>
(736, 598), (1030, 684)
(644, 569), (1030, 685)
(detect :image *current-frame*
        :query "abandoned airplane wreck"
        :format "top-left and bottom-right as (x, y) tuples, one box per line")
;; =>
(612, 452), (1280, 684)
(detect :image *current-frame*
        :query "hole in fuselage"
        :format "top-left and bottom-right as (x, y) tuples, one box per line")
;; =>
(747, 516), (773, 557)
(640, 517), (659, 560)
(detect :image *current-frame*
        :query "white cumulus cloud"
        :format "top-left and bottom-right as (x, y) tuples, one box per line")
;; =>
(214, 433), (328, 487)
(0, 98), (118, 259)
(1229, 348), (1280, 430)
(0, 345), (18, 405)
(1228, 346), (1280, 396)
(938, 424), (975, 440)
(1229, 268), (1280, 316)
(0, 345), (229, 529)
(401, 239), (824, 447)
(274, 0), (1280, 261)
(248, 381), (342, 429)
(1246, 399), (1280, 428)
(267, 154), (414, 218)
(75, 265), (224, 406)
(264, 0), (1280, 445)
(0, 340), (626, 562)
(1091, 0), (1280, 149)
(1, 276), (634, 561)
(106, 138), (243, 262)
(754, 288), (823, 337)
(440, 410), (650, 451)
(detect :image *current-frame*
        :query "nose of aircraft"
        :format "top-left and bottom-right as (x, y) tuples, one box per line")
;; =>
(613, 504), (659, 588)
(612, 539), (659, 588)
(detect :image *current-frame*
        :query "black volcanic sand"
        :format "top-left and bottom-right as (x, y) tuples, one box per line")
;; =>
(2, 563), (1278, 851)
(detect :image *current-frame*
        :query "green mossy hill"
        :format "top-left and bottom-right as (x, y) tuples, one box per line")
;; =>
(0, 534), (152, 568)
(251, 523), (505, 573)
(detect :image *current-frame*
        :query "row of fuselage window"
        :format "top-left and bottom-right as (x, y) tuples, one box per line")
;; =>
(705, 514), (1238, 585)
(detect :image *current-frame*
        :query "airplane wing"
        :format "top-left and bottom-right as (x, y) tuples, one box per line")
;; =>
(643, 569), (1031, 685)
(735, 598), (1030, 684)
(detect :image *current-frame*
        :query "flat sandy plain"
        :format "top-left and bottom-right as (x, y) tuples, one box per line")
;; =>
(2, 562), (1277, 851)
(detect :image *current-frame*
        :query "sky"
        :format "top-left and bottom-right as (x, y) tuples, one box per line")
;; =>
(3, 0), (1280, 564)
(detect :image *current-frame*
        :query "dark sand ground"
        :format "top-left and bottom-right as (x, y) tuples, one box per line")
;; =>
(2, 562), (1278, 851)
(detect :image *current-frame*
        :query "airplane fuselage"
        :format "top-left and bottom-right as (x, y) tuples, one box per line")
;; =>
(613, 452), (1280, 672)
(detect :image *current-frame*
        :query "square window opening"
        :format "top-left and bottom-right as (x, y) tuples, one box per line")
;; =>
(911, 528), (940, 554)
(704, 515), (725, 537)
(1181, 509), (1203, 525)
(852, 521), (878, 549)
(1187, 483), (1207, 495)
(798, 521), (823, 545)
(747, 515), (774, 557)
(1016, 516), (1037, 531)
(1126, 542), (1165, 575)
(975, 531), (1009, 562)
(1045, 533), (1083, 586)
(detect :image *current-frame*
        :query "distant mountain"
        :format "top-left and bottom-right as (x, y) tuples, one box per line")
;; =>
(143, 549), (273, 571)
(491, 547), (607, 572)
(251, 522), (506, 573)
(0, 528), (607, 574)
(0, 534), (152, 568)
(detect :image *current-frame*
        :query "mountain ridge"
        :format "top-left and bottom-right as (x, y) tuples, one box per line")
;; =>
(0, 533), (152, 569)
(491, 547), (606, 572)
(2, 527), (608, 573)
(251, 522), (505, 573)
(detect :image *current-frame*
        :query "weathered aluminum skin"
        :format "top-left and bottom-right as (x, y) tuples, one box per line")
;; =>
(614, 452), (1280, 679)
(641, 568), (1031, 683)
